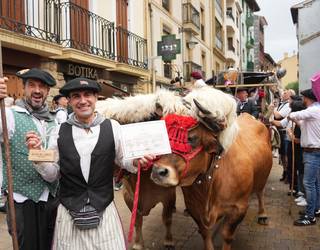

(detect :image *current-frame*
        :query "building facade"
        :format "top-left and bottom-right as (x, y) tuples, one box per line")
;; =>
(253, 15), (267, 72)
(225, 0), (242, 69)
(291, 0), (320, 90)
(240, 0), (259, 72)
(277, 52), (298, 88)
(0, 0), (149, 100)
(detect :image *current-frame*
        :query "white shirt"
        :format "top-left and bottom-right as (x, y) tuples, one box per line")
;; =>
(0, 106), (58, 203)
(55, 108), (68, 124)
(194, 79), (207, 88)
(37, 119), (136, 184)
(277, 101), (291, 118)
(289, 102), (320, 148)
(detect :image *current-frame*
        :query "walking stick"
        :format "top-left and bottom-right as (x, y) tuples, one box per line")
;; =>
(0, 42), (19, 249)
(288, 123), (296, 216)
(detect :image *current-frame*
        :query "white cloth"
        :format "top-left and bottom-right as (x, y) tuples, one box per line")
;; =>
(55, 108), (68, 124)
(279, 118), (294, 141)
(277, 101), (291, 118)
(0, 106), (59, 203)
(289, 102), (320, 148)
(53, 202), (126, 250)
(194, 79), (207, 88)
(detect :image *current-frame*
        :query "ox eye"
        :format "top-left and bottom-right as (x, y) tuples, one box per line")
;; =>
(188, 136), (199, 147)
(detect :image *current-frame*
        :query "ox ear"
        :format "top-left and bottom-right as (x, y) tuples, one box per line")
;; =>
(193, 99), (226, 133)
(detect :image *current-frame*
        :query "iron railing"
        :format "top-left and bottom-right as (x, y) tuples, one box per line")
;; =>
(0, 0), (148, 69)
(182, 3), (200, 29)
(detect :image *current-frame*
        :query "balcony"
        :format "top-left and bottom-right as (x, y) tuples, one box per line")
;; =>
(0, 0), (147, 70)
(184, 61), (202, 82)
(247, 61), (254, 71)
(246, 37), (254, 49)
(215, 36), (223, 51)
(182, 3), (200, 35)
(246, 13), (254, 27)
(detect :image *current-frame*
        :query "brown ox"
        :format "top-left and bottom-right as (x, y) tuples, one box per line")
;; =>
(151, 107), (273, 250)
(122, 169), (176, 250)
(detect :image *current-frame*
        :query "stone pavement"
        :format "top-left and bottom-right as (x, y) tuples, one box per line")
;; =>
(1, 160), (320, 250)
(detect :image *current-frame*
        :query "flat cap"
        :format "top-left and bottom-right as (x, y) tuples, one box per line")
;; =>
(236, 87), (248, 93)
(53, 94), (66, 104)
(300, 88), (317, 101)
(190, 71), (203, 80)
(16, 68), (56, 86)
(60, 77), (101, 96)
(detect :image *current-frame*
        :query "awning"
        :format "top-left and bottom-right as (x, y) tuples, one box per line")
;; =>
(98, 81), (129, 99)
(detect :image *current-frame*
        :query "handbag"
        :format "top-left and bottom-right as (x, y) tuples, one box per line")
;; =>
(69, 204), (102, 230)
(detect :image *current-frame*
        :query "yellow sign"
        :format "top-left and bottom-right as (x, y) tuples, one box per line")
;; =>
(28, 149), (56, 162)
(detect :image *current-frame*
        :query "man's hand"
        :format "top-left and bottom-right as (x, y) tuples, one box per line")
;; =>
(25, 131), (42, 150)
(133, 154), (157, 168)
(0, 77), (8, 100)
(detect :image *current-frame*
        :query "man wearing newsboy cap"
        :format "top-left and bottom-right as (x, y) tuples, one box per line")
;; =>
(288, 89), (320, 226)
(28, 77), (156, 249)
(0, 68), (58, 249)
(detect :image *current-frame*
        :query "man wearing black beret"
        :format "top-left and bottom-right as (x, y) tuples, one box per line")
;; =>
(0, 68), (58, 249)
(288, 89), (320, 226)
(27, 77), (155, 249)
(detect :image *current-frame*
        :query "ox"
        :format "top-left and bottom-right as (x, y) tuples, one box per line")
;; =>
(151, 101), (273, 250)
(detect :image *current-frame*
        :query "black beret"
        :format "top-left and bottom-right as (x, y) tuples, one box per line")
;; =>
(60, 77), (101, 96)
(16, 68), (56, 86)
(300, 88), (317, 101)
(53, 94), (65, 103)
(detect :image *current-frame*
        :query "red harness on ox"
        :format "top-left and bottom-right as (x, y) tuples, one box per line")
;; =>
(128, 114), (203, 242)
(164, 114), (203, 178)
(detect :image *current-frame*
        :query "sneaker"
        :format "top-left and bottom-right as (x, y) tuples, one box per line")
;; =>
(294, 196), (305, 203)
(299, 210), (320, 218)
(315, 209), (320, 217)
(114, 182), (123, 191)
(297, 191), (304, 196)
(294, 215), (316, 226)
(296, 199), (308, 207)
(287, 190), (297, 196)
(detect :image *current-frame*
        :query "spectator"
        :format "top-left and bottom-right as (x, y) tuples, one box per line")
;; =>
(190, 71), (207, 88)
(270, 89), (295, 182)
(288, 89), (320, 226)
(236, 88), (259, 118)
(52, 94), (68, 124)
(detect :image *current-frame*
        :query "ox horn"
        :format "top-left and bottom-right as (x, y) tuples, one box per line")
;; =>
(193, 99), (226, 133)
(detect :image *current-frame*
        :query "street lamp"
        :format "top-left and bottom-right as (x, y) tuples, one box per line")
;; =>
(186, 36), (198, 49)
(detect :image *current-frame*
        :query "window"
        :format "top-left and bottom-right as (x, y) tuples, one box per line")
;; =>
(201, 51), (206, 77)
(228, 37), (234, 52)
(236, 12), (239, 27)
(242, 23), (244, 36)
(215, 18), (223, 50)
(200, 7), (205, 41)
(162, 0), (170, 12)
(226, 7), (234, 21)
(162, 25), (172, 78)
(242, 49), (245, 62)
(237, 40), (239, 56)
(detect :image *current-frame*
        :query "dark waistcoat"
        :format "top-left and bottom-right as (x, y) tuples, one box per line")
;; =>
(58, 120), (115, 212)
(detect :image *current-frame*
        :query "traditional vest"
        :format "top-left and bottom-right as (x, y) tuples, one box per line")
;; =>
(58, 120), (115, 213)
(2, 110), (58, 202)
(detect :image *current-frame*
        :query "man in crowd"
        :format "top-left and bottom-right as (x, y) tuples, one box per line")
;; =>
(236, 88), (259, 118)
(190, 71), (207, 88)
(26, 77), (154, 249)
(270, 89), (295, 181)
(0, 69), (58, 249)
(52, 94), (69, 124)
(288, 89), (320, 226)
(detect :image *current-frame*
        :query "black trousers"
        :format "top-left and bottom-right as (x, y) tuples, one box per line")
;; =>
(6, 196), (58, 250)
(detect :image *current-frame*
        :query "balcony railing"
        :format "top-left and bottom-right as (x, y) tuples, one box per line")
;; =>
(184, 61), (202, 82)
(215, 0), (223, 17)
(0, 0), (147, 70)
(226, 10), (234, 21)
(247, 61), (254, 71)
(246, 13), (254, 27)
(215, 36), (223, 51)
(246, 36), (254, 49)
(182, 3), (200, 29)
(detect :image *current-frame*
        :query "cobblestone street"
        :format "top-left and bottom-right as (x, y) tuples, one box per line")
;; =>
(1, 160), (320, 250)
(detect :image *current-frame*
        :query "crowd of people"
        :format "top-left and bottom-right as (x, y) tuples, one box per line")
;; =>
(0, 67), (319, 250)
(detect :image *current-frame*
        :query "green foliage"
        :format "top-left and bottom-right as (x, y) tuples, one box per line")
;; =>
(285, 81), (299, 94)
